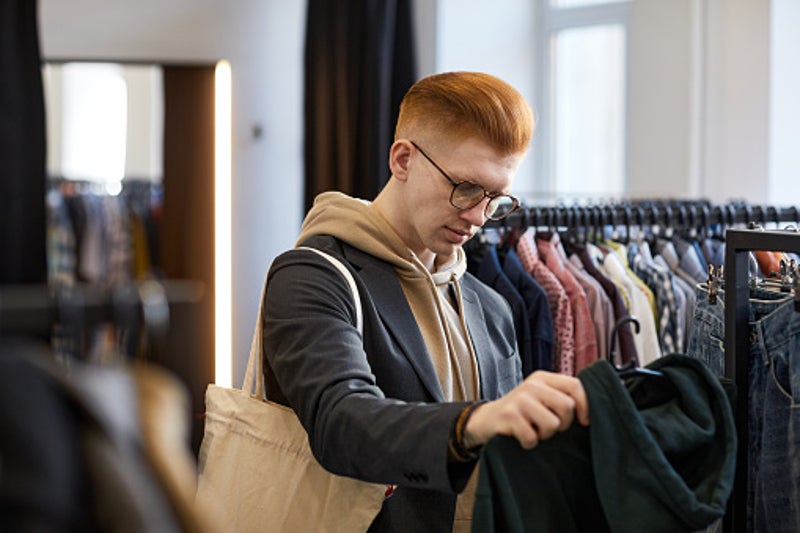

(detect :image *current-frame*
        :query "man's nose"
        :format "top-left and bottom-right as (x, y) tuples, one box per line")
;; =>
(459, 199), (488, 227)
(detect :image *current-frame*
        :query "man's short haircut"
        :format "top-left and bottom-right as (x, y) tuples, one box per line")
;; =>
(395, 71), (535, 155)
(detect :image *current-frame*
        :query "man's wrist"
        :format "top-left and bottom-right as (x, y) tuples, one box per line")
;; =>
(448, 401), (487, 462)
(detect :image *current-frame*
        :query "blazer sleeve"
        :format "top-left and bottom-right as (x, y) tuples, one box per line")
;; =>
(262, 248), (470, 493)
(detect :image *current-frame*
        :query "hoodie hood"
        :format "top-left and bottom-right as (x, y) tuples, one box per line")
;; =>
(583, 354), (736, 532)
(296, 192), (476, 402)
(296, 191), (466, 280)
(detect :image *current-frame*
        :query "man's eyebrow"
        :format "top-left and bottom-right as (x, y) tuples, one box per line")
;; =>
(456, 174), (509, 196)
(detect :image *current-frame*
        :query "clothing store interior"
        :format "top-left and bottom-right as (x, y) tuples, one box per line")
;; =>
(2, 0), (799, 531)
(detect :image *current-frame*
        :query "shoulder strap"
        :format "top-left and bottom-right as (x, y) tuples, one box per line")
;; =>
(242, 247), (362, 398)
(298, 247), (363, 332)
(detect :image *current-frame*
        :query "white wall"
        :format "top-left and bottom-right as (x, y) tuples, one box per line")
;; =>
(627, 0), (696, 199)
(702, 0), (771, 204)
(39, 0), (307, 384)
(769, 0), (800, 206)
(123, 65), (163, 181)
(38, 0), (798, 383)
(434, 0), (539, 195)
(433, 0), (780, 206)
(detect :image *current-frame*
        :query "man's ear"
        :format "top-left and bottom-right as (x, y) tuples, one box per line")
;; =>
(389, 140), (413, 182)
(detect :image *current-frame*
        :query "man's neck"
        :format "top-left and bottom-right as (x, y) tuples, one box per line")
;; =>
(432, 251), (458, 273)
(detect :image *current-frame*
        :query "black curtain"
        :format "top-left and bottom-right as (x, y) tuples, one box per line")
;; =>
(0, 0), (47, 284)
(304, 0), (417, 212)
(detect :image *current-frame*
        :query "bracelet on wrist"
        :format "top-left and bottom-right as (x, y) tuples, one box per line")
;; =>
(448, 401), (486, 462)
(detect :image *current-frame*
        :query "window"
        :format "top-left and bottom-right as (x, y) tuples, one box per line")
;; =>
(538, 0), (631, 198)
(61, 63), (128, 193)
(433, 0), (630, 200)
(42, 62), (164, 195)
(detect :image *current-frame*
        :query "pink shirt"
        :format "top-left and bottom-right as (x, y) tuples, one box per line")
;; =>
(517, 228), (575, 376)
(560, 241), (615, 364)
(536, 233), (599, 373)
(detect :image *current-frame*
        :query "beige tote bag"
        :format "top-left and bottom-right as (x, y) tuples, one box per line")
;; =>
(195, 247), (387, 532)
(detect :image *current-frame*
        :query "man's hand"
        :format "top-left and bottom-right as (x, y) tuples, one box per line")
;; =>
(463, 371), (590, 450)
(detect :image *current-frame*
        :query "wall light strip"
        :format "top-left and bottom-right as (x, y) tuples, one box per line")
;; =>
(214, 59), (232, 387)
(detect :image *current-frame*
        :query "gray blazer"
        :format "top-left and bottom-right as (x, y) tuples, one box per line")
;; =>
(262, 235), (522, 532)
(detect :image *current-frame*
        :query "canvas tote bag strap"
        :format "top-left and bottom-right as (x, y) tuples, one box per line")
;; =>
(241, 247), (362, 398)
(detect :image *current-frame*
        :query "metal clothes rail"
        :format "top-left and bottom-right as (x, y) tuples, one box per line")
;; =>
(723, 228), (800, 532)
(0, 280), (204, 360)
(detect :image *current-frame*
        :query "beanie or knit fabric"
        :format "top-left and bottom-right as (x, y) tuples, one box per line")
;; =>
(473, 354), (737, 533)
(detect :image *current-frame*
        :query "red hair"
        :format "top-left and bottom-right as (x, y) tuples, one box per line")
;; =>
(395, 71), (534, 155)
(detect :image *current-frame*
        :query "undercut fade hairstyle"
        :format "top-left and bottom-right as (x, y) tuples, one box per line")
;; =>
(395, 71), (535, 156)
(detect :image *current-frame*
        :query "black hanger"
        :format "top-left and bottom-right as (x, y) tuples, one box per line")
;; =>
(608, 316), (664, 380)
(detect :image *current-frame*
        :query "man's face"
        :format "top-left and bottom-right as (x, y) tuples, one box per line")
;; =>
(402, 137), (523, 265)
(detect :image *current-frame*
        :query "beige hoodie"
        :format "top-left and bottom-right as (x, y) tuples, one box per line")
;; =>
(296, 191), (479, 402)
(297, 191), (481, 531)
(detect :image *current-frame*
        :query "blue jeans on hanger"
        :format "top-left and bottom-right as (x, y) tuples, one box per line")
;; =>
(687, 284), (800, 533)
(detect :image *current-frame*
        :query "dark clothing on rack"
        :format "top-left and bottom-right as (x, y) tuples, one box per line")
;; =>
(688, 283), (800, 532)
(502, 248), (554, 373)
(571, 245), (639, 366)
(471, 244), (536, 376)
(472, 354), (736, 533)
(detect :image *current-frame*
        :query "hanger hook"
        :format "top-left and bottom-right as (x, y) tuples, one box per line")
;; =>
(608, 315), (641, 364)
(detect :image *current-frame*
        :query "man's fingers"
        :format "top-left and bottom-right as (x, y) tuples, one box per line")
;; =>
(527, 371), (590, 427)
(465, 371), (592, 451)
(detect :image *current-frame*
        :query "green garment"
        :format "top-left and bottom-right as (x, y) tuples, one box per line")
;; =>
(472, 354), (737, 533)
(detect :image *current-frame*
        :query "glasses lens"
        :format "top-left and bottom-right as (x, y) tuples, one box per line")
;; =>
(451, 182), (486, 209)
(486, 196), (518, 220)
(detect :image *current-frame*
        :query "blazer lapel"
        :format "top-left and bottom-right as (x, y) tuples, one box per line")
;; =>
(460, 283), (500, 400)
(351, 256), (446, 403)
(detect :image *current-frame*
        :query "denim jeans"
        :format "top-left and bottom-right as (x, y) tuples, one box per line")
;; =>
(687, 284), (800, 532)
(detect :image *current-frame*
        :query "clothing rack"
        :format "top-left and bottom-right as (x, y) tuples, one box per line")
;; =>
(486, 201), (800, 233)
(723, 228), (800, 533)
(484, 200), (800, 530)
(0, 280), (203, 342)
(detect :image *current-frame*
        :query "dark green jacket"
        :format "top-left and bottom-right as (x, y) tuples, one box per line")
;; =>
(472, 354), (737, 533)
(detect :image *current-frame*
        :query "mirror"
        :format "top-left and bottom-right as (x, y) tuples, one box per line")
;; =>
(41, 59), (217, 453)
(43, 61), (164, 193)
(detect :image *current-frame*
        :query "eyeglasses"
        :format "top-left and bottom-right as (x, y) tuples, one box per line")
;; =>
(410, 141), (519, 221)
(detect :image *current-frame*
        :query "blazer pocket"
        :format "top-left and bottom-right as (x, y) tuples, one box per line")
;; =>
(495, 348), (523, 394)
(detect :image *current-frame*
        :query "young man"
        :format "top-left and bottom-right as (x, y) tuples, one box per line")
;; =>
(262, 71), (589, 532)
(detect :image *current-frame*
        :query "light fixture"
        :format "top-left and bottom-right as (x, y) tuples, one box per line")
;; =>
(214, 59), (232, 387)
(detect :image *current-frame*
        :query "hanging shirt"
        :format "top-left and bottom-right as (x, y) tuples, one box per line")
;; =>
(472, 244), (535, 376)
(517, 228), (575, 375)
(701, 237), (726, 270)
(653, 255), (695, 353)
(658, 239), (702, 288)
(554, 237), (614, 364)
(605, 241), (658, 321)
(536, 233), (599, 372)
(671, 235), (709, 284)
(627, 240), (681, 355)
(502, 249), (554, 373)
(568, 245), (640, 367)
(594, 245), (662, 365)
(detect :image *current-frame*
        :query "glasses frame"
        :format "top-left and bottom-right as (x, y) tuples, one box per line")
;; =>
(409, 141), (519, 221)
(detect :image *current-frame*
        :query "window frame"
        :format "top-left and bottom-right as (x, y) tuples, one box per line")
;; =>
(534, 0), (632, 198)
